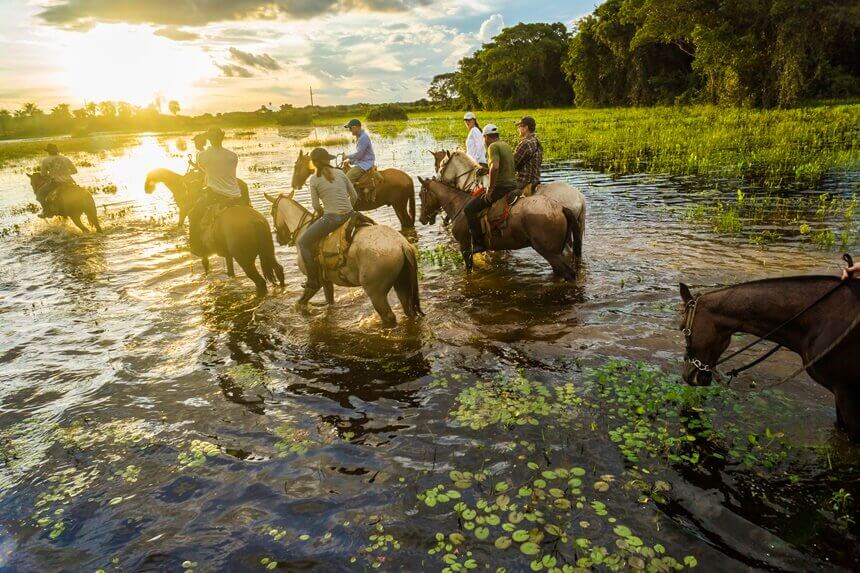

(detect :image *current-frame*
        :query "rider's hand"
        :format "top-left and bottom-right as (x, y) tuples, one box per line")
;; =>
(842, 264), (860, 280)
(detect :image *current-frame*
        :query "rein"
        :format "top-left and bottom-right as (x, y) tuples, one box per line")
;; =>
(272, 194), (315, 247)
(684, 254), (857, 385)
(421, 179), (472, 225)
(439, 156), (481, 192)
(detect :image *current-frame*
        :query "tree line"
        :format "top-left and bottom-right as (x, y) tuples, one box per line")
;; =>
(429, 0), (860, 110)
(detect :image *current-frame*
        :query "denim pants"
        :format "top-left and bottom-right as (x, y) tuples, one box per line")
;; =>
(298, 212), (351, 287)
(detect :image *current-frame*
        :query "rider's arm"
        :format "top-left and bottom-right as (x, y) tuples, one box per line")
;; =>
(348, 133), (368, 163)
(842, 264), (860, 280)
(40, 157), (51, 176)
(310, 180), (322, 214)
(67, 158), (78, 175)
(345, 175), (358, 206)
(488, 146), (500, 191)
(513, 140), (529, 170)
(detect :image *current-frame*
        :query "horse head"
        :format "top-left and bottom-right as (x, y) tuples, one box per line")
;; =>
(27, 172), (45, 192)
(264, 190), (302, 246)
(291, 150), (314, 190)
(679, 283), (732, 386)
(430, 150), (448, 173)
(417, 176), (442, 226)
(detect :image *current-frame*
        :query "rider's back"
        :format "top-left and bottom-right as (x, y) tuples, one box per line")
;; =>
(198, 147), (241, 198)
(41, 155), (76, 183)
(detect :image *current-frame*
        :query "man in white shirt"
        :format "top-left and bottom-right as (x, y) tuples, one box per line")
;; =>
(463, 112), (487, 166)
(37, 143), (78, 217)
(188, 127), (245, 255)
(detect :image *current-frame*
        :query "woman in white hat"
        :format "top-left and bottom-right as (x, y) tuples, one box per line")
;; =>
(463, 112), (487, 166)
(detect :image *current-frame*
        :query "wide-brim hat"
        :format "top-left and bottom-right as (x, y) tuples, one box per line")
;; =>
(309, 148), (337, 163)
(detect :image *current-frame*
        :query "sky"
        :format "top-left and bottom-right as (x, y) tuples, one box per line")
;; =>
(0, 0), (596, 114)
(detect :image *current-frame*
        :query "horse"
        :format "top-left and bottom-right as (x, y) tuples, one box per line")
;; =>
(432, 150), (586, 257)
(679, 277), (860, 440)
(27, 173), (102, 233)
(264, 191), (422, 326)
(417, 177), (580, 279)
(192, 202), (285, 296)
(144, 167), (250, 227)
(290, 151), (416, 230)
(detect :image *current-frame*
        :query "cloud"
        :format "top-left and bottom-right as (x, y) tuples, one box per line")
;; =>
(37, 0), (433, 28)
(478, 13), (504, 42)
(153, 26), (199, 41)
(229, 47), (281, 70)
(218, 63), (254, 78)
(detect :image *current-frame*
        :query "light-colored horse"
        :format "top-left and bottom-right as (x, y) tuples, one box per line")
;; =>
(264, 192), (423, 326)
(432, 150), (586, 257)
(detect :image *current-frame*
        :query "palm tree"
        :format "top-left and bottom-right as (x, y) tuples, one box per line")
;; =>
(20, 102), (43, 117)
(50, 103), (72, 120)
(168, 100), (180, 115)
(98, 101), (117, 118)
(85, 102), (97, 117)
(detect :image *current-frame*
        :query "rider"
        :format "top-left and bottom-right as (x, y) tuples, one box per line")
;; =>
(187, 127), (244, 255)
(513, 116), (542, 195)
(463, 112), (486, 166)
(463, 124), (519, 255)
(37, 143), (78, 218)
(297, 147), (358, 304)
(342, 119), (376, 200)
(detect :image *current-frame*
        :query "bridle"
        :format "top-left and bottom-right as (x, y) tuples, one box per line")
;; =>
(683, 253), (857, 386)
(270, 193), (314, 247)
(419, 178), (471, 225)
(439, 155), (481, 193)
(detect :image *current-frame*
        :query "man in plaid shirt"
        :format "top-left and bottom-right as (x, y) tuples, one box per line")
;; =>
(513, 116), (542, 193)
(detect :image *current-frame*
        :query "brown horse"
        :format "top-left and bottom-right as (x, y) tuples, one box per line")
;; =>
(144, 167), (250, 227)
(290, 151), (415, 230)
(418, 177), (580, 279)
(27, 173), (102, 233)
(680, 277), (860, 440)
(195, 204), (285, 296)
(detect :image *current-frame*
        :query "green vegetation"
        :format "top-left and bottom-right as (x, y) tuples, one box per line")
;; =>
(432, 2), (859, 110)
(0, 134), (139, 167)
(409, 105), (860, 187)
(366, 104), (409, 121)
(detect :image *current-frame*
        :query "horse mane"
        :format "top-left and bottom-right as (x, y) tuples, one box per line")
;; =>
(146, 167), (184, 183)
(699, 274), (845, 299)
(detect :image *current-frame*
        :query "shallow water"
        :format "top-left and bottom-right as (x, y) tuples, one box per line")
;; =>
(0, 126), (858, 572)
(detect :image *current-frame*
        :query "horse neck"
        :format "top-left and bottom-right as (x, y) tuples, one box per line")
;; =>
(442, 155), (478, 186)
(153, 169), (186, 193)
(702, 277), (844, 351)
(432, 182), (470, 216)
(280, 200), (311, 237)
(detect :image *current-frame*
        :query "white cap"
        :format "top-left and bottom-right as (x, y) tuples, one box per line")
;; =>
(463, 112), (476, 120)
(482, 124), (499, 136)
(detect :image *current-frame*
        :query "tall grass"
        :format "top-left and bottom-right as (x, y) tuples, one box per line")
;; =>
(329, 104), (859, 189)
(0, 134), (139, 167)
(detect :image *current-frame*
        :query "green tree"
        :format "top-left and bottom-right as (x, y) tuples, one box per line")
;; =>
(455, 22), (573, 110)
(50, 103), (72, 121)
(99, 101), (117, 118)
(168, 100), (180, 115)
(19, 102), (43, 117)
(0, 109), (10, 135)
(427, 72), (461, 108)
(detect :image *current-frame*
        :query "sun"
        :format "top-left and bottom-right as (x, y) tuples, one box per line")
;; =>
(59, 24), (215, 108)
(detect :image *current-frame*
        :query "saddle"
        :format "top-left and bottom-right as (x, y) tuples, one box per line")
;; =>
(317, 212), (376, 272)
(351, 167), (385, 204)
(479, 190), (522, 246)
(199, 196), (246, 253)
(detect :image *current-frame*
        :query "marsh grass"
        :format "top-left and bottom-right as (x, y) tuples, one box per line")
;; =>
(0, 134), (140, 167)
(300, 134), (350, 148)
(336, 104), (859, 188)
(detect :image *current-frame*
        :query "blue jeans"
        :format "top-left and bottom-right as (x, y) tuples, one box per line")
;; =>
(298, 212), (351, 288)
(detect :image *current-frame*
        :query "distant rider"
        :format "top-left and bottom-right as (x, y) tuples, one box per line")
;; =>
(342, 119), (376, 200)
(513, 116), (542, 195)
(463, 124), (519, 254)
(297, 147), (358, 305)
(37, 143), (78, 218)
(463, 112), (486, 166)
(187, 127), (244, 255)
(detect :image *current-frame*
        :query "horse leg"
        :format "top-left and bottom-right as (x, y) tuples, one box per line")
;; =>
(238, 257), (268, 296)
(834, 386), (860, 441)
(201, 256), (210, 273)
(393, 201), (410, 231)
(70, 214), (89, 234)
(84, 201), (102, 232)
(534, 245), (576, 281)
(323, 281), (335, 305)
(225, 256), (236, 278)
(365, 287), (397, 327)
(178, 207), (187, 228)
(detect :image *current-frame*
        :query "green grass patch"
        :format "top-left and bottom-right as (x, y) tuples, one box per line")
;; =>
(0, 134), (140, 167)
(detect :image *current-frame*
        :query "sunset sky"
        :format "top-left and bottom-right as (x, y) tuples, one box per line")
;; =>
(0, 1), (594, 114)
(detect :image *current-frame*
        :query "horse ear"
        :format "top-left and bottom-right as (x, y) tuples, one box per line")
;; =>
(263, 192), (277, 204)
(446, 150), (451, 158)
(298, 150), (304, 158)
(680, 283), (693, 304)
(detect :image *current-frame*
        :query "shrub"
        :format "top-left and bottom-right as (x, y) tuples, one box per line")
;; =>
(366, 104), (408, 121)
(276, 109), (313, 126)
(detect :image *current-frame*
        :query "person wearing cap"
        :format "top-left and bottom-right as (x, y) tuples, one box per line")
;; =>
(463, 112), (486, 165)
(297, 147), (358, 304)
(187, 127), (244, 255)
(342, 119), (376, 195)
(513, 116), (542, 193)
(463, 124), (519, 254)
(37, 143), (78, 218)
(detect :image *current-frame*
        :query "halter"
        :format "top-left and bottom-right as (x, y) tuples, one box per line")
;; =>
(420, 178), (471, 224)
(681, 296), (714, 375)
(271, 194), (315, 247)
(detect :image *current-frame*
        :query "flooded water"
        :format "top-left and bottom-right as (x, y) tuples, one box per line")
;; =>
(0, 126), (858, 572)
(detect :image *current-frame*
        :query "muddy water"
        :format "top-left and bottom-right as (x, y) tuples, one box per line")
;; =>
(0, 127), (858, 572)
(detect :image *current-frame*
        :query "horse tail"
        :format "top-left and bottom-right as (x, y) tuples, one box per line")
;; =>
(562, 207), (582, 259)
(407, 179), (416, 226)
(399, 243), (424, 317)
(255, 218), (284, 286)
(575, 203), (586, 258)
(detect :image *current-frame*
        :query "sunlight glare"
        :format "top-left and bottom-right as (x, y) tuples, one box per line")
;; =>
(60, 25), (215, 108)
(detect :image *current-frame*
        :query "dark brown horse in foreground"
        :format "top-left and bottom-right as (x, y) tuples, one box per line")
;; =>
(680, 277), (860, 440)
(144, 168), (250, 227)
(27, 173), (102, 233)
(196, 205), (285, 296)
(418, 177), (580, 279)
(290, 151), (415, 230)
